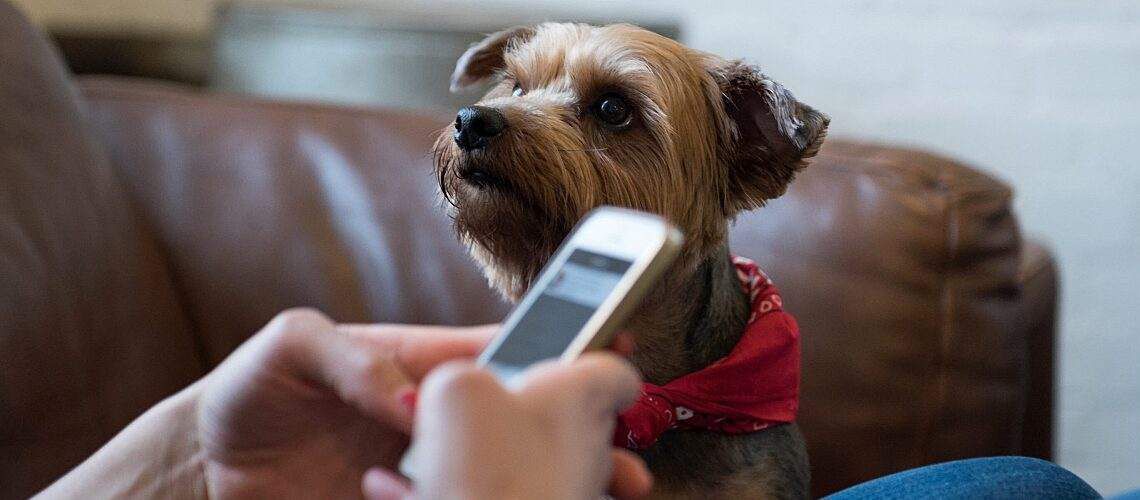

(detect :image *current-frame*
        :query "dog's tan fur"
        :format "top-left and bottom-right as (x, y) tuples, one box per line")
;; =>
(435, 23), (828, 499)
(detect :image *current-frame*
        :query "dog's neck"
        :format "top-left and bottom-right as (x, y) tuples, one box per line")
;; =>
(625, 244), (751, 385)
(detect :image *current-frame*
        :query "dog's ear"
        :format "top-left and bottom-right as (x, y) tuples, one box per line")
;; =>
(711, 61), (829, 212)
(450, 25), (536, 93)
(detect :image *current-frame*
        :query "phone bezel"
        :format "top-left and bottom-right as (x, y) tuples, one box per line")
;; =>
(477, 206), (682, 378)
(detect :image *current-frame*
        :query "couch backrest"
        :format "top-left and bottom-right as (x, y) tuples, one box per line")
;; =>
(78, 76), (1045, 496)
(0, 3), (203, 498)
(78, 78), (511, 367)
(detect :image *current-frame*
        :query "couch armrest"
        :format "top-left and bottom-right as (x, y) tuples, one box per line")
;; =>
(0, 7), (201, 499)
(731, 140), (1053, 496)
(1019, 239), (1058, 460)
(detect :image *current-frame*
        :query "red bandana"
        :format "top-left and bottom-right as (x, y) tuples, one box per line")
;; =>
(614, 255), (801, 450)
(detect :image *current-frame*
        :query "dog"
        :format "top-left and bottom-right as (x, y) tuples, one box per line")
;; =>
(433, 22), (828, 499)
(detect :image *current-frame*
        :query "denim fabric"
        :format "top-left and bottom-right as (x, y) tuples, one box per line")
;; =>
(824, 456), (1101, 500)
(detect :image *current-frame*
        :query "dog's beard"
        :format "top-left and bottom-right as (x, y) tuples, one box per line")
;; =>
(433, 132), (581, 300)
(454, 198), (565, 301)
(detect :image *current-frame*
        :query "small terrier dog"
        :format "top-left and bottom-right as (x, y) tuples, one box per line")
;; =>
(434, 23), (828, 499)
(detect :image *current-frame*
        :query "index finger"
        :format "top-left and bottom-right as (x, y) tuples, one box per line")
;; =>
(337, 323), (498, 380)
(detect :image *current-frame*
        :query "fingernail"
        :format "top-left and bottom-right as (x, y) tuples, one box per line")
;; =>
(397, 388), (418, 413)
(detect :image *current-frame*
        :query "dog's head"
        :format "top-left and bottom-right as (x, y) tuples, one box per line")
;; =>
(435, 23), (828, 299)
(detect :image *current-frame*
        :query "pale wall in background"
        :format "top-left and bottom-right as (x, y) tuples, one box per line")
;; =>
(13, 0), (1140, 494)
(661, 4), (1139, 495)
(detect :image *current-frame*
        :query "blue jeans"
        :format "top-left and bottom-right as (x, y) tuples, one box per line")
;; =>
(824, 456), (1103, 500)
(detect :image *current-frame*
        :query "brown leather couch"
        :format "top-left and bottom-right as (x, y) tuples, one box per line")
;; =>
(0, 2), (1056, 498)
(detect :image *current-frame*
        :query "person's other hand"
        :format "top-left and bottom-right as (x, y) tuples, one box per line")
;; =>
(197, 308), (494, 498)
(364, 354), (653, 500)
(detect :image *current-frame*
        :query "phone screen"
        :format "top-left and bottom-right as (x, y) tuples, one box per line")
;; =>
(485, 248), (632, 370)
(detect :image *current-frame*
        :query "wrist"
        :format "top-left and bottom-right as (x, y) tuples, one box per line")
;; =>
(35, 381), (208, 499)
(156, 381), (210, 498)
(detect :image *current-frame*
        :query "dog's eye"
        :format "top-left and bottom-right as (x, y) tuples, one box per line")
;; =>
(512, 83), (525, 97)
(594, 94), (632, 128)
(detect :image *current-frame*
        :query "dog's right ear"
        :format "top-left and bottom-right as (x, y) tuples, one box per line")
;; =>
(450, 25), (536, 93)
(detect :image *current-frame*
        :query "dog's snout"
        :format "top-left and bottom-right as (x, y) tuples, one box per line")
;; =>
(454, 106), (506, 151)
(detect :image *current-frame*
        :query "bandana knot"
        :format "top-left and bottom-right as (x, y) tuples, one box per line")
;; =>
(615, 255), (801, 450)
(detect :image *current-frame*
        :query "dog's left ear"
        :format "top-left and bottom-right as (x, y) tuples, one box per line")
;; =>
(711, 61), (829, 212)
(450, 25), (536, 92)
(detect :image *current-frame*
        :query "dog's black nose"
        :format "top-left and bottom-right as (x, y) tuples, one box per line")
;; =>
(454, 106), (506, 151)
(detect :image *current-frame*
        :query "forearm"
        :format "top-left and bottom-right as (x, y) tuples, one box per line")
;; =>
(35, 381), (208, 499)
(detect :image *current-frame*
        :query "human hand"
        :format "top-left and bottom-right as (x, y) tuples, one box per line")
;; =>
(39, 308), (647, 500)
(365, 353), (653, 500)
(197, 308), (495, 498)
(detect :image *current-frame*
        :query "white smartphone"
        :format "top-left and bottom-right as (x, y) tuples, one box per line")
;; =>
(477, 206), (684, 383)
(399, 206), (683, 479)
